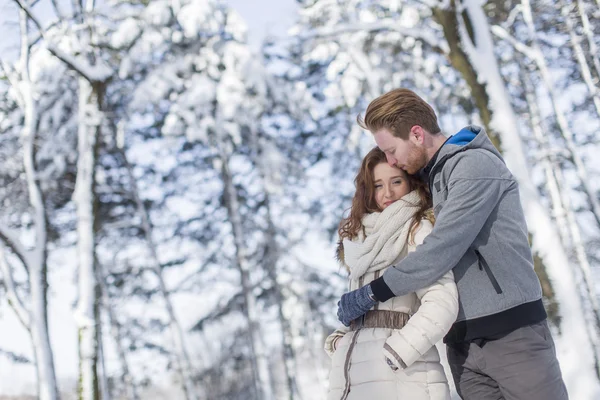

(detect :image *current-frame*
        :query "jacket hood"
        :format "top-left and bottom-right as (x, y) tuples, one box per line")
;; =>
(438, 125), (502, 162)
(446, 127), (477, 146)
(418, 125), (502, 184)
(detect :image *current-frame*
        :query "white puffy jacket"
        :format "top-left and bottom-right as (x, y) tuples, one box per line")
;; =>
(325, 220), (458, 400)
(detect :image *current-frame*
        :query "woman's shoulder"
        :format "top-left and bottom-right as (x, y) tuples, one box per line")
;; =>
(415, 217), (434, 233)
(411, 217), (434, 247)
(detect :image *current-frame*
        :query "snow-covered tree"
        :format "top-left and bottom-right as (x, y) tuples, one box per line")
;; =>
(0, 8), (80, 398)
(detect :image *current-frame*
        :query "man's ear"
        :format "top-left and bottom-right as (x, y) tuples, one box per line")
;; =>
(410, 125), (425, 144)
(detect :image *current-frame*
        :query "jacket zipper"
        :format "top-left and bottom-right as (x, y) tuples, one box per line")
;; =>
(340, 330), (361, 400)
(474, 250), (503, 294)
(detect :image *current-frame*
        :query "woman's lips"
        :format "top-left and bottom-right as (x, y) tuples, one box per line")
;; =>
(384, 200), (396, 207)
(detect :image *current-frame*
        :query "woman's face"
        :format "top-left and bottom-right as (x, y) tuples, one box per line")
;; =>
(373, 162), (411, 211)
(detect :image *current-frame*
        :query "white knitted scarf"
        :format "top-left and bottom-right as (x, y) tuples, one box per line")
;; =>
(343, 190), (421, 280)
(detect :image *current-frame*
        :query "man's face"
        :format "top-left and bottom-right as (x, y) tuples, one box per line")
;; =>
(373, 127), (428, 175)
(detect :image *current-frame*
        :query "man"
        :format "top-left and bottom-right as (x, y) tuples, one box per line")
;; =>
(337, 88), (568, 400)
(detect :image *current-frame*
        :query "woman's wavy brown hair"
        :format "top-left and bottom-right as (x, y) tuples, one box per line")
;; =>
(338, 147), (433, 246)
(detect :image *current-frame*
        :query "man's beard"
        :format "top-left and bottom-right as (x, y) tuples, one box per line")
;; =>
(403, 146), (427, 175)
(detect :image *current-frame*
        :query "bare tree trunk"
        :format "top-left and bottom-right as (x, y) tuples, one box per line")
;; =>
(248, 120), (301, 400)
(576, 0), (600, 80)
(520, 69), (571, 247)
(96, 252), (139, 400)
(517, 0), (600, 228)
(0, 8), (59, 400)
(217, 140), (274, 400)
(0, 245), (59, 400)
(74, 77), (101, 400)
(93, 256), (111, 400)
(11, 2), (104, 398)
(22, 41), (60, 400)
(115, 137), (199, 400)
(29, 246), (58, 400)
(560, 0), (600, 118)
(432, 2), (500, 149)
(522, 68), (600, 376)
(519, 71), (562, 325)
(553, 163), (600, 379)
(97, 314), (111, 400)
(10, 2), (119, 399)
(264, 219), (301, 400)
(515, 3), (600, 372)
(261, 190), (300, 400)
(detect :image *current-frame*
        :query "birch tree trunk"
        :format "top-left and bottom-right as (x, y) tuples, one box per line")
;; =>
(97, 315), (111, 400)
(576, 0), (600, 80)
(101, 276), (139, 400)
(96, 254), (139, 400)
(449, 0), (600, 394)
(520, 68), (571, 247)
(74, 77), (102, 400)
(521, 67), (600, 376)
(252, 154), (301, 400)
(10, 2), (126, 399)
(10, 2), (112, 397)
(432, 0), (562, 324)
(432, 3), (499, 149)
(116, 142), (199, 400)
(511, 3), (600, 369)
(263, 206), (301, 400)
(26, 91), (59, 400)
(0, 8), (59, 400)
(519, 0), (600, 228)
(216, 138), (274, 400)
(560, 0), (600, 118)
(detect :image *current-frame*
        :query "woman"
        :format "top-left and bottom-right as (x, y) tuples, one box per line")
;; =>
(325, 147), (458, 400)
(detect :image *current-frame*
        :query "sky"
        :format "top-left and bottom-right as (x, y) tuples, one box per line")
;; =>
(226, 0), (297, 48)
(0, 1), (20, 61)
(0, 0), (298, 61)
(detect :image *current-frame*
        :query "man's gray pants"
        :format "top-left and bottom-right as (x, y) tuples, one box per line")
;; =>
(446, 320), (568, 400)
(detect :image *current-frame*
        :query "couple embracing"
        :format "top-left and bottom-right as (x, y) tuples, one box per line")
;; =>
(325, 89), (568, 400)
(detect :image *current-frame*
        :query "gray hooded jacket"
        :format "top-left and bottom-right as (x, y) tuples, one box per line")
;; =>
(370, 126), (546, 343)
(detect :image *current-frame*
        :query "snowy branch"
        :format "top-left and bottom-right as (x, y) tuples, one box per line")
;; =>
(85, 0), (96, 13)
(298, 20), (449, 55)
(27, 20), (63, 50)
(13, 0), (113, 83)
(0, 348), (32, 364)
(0, 227), (32, 271)
(0, 61), (25, 109)
(50, 0), (66, 19)
(71, 0), (83, 20)
(533, 147), (572, 162)
(347, 47), (379, 98)
(491, 25), (537, 59)
(418, 0), (451, 9)
(0, 245), (31, 329)
(501, 4), (523, 30)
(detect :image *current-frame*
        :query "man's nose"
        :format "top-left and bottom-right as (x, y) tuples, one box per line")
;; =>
(386, 154), (397, 166)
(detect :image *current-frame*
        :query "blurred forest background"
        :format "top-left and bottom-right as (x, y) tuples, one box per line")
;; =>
(1, 0), (600, 399)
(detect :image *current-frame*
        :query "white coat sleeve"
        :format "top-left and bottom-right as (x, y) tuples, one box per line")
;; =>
(383, 220), (459, 370)
(324, 325), (350, 358)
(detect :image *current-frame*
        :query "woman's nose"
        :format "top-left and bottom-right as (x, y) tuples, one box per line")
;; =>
(384, 186), (394, 198)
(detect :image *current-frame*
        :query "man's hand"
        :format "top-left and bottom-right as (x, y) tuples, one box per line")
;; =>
(337, 284), (377, 326)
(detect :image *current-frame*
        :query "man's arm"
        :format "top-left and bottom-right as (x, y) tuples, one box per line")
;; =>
(371, 153), (513, 302)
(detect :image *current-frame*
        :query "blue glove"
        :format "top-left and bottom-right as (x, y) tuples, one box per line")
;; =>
(337, 284), (377, 327)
